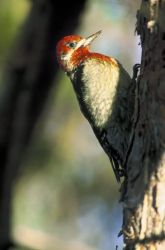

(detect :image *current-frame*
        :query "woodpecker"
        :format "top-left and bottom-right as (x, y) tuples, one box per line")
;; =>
(56, 31), (135, 182)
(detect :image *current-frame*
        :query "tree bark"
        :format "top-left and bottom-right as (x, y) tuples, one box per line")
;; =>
(0, 0), (86, 248)
(123, 0), (165, 249)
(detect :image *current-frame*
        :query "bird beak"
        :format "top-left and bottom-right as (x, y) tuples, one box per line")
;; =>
(84, 30), (102, 46)
(77, 30), (102, 48)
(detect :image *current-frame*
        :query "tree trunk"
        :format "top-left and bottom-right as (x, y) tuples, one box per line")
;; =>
(123, 0), (165, 249)
(0, 0), (86, 248)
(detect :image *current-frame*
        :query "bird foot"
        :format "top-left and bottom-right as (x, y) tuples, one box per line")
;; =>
(132, 63), (140, 81)
(118, 168), (126, 178)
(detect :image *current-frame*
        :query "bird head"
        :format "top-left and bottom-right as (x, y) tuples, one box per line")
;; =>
(56, 30), (102, 72)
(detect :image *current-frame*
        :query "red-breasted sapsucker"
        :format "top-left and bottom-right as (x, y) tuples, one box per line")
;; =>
(56, 31), (135, 182)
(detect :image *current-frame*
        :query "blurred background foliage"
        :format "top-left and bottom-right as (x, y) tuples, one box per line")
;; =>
(0, 0), (141, 249)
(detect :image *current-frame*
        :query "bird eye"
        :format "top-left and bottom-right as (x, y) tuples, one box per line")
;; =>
(67, 42), (77, 48)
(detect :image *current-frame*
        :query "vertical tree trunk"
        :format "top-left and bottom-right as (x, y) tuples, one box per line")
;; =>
(123, 0), (165, 249)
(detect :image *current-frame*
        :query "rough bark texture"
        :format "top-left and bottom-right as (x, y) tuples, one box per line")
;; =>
(123, 0), (165, 249)
(0, 0), (86, 249)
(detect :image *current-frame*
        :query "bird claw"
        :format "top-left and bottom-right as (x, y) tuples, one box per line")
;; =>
(132, 63), (140, 81)
(118, 168), (126, 178)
